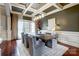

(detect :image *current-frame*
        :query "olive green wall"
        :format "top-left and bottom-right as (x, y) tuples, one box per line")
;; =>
(46, 4), (79, 31)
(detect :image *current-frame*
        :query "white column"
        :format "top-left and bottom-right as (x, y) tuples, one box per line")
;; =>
(0, 5), (7, 41)
(5, 3), (11, 40)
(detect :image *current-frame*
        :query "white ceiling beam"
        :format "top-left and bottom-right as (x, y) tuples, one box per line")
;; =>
(46, 9), (61, 16)
(29, 7), (37, 12)
(29, 8), (45, 15)
(24, 14), (32, 17)
(0, 3), (4, 6)
(29, 6), (46, 15)
(11, 11), (32, 17)
(32, 3), (54, 16)
(63, 3), (79, 9)
(11, 11), (22, 15)
(56, 3), (64, 8)
(52, 3), (63, 10)
(23, 4), (33, 15)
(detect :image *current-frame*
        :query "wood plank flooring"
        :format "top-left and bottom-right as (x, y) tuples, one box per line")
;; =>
(58, 42), (79, 56)
(0, 40), (17, 56)
(0, 40), (79, 56)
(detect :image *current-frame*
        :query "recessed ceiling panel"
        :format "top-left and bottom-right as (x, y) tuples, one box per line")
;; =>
(23, 16), (32, 20)
(12, 6), (23, 13)
(60, 3), (69, 6)
(25, 11), (33, 15)
(31, 3), (46, 10)
(43, 6), (57, 13)
(19, 3), (26, 6)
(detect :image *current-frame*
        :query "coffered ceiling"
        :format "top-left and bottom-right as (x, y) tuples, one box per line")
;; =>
(4, 3), (79, 18)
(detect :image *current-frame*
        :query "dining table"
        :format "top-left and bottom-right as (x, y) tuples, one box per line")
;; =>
(35, 33), (54, 48)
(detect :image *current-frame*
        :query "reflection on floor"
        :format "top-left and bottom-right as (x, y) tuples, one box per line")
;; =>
(16, 40), (30, 56)
(0, 40), (79, 56)
(17, 40), (68, 56)
(35, 44), (68, 56)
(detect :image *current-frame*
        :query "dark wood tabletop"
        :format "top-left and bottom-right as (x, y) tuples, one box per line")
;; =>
(36, 34), (53, 42)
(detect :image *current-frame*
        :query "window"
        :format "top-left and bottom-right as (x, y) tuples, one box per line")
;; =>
(23, 20), (31, 33)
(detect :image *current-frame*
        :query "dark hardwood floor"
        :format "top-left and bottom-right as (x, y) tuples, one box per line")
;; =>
(58, 42), (79, 56)
(0, 40), (17, 56)
(0, 40), (79, 56)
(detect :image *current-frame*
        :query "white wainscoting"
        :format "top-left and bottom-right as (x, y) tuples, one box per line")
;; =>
(57, 31), (79, 48)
